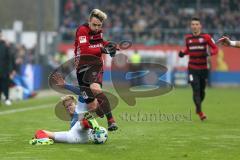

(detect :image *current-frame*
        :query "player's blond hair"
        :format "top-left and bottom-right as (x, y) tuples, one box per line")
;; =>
(89, 9), (107, 22)
(61, 95), (77, 106)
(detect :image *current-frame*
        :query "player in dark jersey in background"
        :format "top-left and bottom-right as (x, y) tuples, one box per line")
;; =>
(178, 17), (218, 120)
(74, 9), (118, 131)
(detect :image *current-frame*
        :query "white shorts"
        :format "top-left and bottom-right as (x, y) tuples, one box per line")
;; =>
(54, 121), (91, 144)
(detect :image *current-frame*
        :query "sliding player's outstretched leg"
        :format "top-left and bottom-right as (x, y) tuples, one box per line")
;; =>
(29, 130), (54, 145)
(82, 112), (100, 130)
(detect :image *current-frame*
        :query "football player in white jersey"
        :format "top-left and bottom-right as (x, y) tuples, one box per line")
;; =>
(29, 95), (103, 145)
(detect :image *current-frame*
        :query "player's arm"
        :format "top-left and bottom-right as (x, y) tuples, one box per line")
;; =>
(103, 40), (110, 46)
(233, 41), (240, 48)
(75, 27), (117, 57)
(206, 34), (218, 55)
(64, 84), (81, 95)
(217, 36), (240, 48)
(102, 41), (118, 57)
(51, 72), (81, 95)
(179, 37), (189, 58)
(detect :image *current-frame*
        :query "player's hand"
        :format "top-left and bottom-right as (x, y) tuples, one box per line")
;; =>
(101, 42), (117, 57)
(178, 51), (185, 58)
(51, 72), (65, 86)
(217, 36), (231, 46)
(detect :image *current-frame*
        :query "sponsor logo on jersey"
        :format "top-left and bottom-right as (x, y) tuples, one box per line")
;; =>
(79, 36), (87, 43)
(199, 38), (204, 43)
(89, 44), (103, 48)
(189, 45), (205, 50)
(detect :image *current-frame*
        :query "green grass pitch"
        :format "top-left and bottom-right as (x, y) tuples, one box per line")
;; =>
(0, 88), (240, 160)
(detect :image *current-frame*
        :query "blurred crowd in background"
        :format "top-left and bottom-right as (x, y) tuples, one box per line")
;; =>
(0, 30), (37, 105)
(1, 0), (240, 105)
(60, 0), (240, 45)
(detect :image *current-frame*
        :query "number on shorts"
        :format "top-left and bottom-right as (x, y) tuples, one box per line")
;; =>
(81, 91), (89, 99)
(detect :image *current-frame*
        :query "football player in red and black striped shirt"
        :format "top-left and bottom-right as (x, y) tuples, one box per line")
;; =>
(74, 9), (118, 131)
(178, 17), (218, 120)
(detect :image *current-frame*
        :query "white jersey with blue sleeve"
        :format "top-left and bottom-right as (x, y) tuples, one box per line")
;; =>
(70, 96), (88, 128)
(54, 96), (91, 144)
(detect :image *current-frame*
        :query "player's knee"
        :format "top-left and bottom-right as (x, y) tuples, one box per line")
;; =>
(90, 83), (102, 95)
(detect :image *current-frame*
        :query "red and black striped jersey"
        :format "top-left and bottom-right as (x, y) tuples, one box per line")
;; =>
(182, 33), (218, 70)
(74, 23), (109, 58)
(74, 23), (109, 68)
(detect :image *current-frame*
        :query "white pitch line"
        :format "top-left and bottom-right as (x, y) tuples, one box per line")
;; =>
(0, 103), (55, 116)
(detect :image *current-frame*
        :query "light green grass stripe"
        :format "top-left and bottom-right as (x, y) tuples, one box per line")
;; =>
(0, 103), (55, 115)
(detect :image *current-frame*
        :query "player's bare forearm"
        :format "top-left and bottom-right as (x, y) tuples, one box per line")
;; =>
(217, 36), (240, 48)
(230, 41), (240, 48)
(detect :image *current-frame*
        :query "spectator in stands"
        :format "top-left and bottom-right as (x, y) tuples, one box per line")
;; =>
(59, 0), (240, 44)
(129, 50), (142, 86)
(0, 30), (14, 106)
(7, 44), (37, 100)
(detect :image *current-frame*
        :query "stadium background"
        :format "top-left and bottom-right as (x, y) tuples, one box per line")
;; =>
(0, 1), (240, 160)
(0, 0), (240, 95)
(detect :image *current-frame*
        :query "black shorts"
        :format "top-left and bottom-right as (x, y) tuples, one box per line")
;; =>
(76, 65), (103, 103)
(76, 64), (103, 86)
(188, 69), (208, 92)
(188, 69), (208, 83)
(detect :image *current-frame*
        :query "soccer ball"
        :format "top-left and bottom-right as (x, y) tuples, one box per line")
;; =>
(90, 127), (108, 144)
